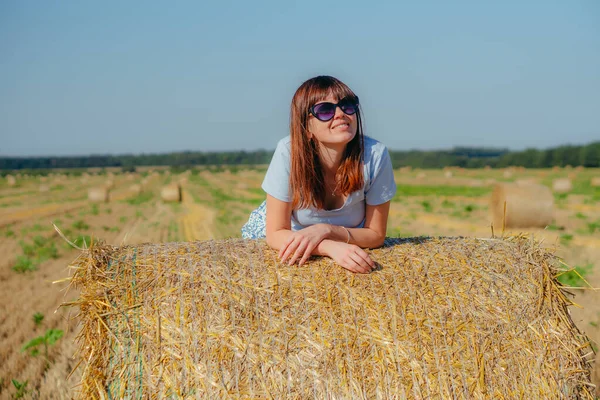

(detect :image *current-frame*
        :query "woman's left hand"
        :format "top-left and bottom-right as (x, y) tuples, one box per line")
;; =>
(279, 224), (331, 266)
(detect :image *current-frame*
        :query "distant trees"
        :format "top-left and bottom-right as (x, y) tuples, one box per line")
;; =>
(1, 142), (599, 173)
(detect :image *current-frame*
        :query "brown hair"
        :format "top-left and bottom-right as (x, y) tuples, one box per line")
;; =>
(289, 76), (364, 209)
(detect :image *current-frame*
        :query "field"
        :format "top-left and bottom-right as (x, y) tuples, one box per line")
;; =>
(0, 166), (598, 398)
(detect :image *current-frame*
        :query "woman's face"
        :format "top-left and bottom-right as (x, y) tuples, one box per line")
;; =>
(307, 93), (358, 147)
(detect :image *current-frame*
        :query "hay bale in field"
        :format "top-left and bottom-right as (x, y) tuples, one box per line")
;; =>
(104, 179), (115, 190)
(502, 169), (513, 178)
(64, 237), (595, 399)
(416, 171), (426, 179)
(88, 187), (109, 203)
(39, 184), (50, 193)
(6, 175), (16, 186)
(552, 178), (572, 193)
(161, 183), (181, 202)
(444, 170), (453, 178)
(590, 177), (600, 187)
(490, 182), (554, 229)
(129, 184), (143, 196)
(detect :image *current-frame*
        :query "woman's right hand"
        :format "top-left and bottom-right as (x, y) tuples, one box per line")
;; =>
(322, 241), (375, 274)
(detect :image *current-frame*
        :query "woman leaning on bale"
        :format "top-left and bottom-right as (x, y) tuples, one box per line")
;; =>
(242, 76), (396, 274)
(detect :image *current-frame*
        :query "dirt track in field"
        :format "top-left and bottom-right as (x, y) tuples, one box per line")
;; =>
(0, 167), (598, 398)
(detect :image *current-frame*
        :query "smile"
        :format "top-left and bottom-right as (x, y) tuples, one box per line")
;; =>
(332, 123), (349, 129)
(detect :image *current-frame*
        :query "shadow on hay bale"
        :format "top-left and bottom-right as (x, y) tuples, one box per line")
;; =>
(63, 236), (595, 399)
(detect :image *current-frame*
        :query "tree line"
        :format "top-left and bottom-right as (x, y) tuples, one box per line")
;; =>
(1, 142), (599, 172)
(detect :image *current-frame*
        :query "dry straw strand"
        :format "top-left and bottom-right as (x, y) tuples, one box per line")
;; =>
(64, 237), (595, 399)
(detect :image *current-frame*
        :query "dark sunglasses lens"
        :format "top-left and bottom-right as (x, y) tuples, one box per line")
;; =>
(313, 103), (336, 121)
(340, 100), (358, 115)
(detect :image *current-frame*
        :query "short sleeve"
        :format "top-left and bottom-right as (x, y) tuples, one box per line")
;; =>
(365, 146), (396, 205)
(261, 137), (291, 202)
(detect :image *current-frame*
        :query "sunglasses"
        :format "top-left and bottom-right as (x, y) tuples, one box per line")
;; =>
(309, 97), (359, 122)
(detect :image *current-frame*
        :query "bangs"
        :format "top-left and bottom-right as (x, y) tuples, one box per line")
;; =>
(305, 78), (358, 107)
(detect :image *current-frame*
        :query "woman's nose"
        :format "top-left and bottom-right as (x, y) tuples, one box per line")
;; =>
(333, 106), (346, 118)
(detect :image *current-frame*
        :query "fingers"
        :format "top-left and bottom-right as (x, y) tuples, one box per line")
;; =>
(278, 235), (295, 259)
(298, 242), (318, 266)
(287, 239), (309, 266)
(279, 236), (299, 264)
(343, 248), (374, 274)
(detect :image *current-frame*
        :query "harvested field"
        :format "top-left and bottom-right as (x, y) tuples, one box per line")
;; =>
(0, 166), (598, 398)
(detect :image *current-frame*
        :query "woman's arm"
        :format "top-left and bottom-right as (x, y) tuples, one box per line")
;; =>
(324, 201), (390, 249)
(265, 194), (390, 272)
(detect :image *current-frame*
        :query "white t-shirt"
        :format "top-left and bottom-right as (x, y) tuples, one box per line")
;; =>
(262, 135), (397, 230)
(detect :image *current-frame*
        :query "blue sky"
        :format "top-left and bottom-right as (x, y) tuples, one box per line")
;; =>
(1, 1), (599, 156)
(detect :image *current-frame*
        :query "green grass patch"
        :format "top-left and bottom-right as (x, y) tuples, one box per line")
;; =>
(556, 263), (593, 287)
(420, 201), (433, 212)
(72, 220), (89, 230)
(441, 199), (455, 208)
(14, 235), (59, 273)
(586, 221), (600, 234)
(4, 228), (15, 238)
(545, 223), (565, 231)
(574, 212), (587, 220)
(33, 312), (44, 327)
(559, 233), (574, 246)
(11, 379), (28, 399)
(126, 192), (154, 205)
(394, 184), (490, 198)
(65, 235), (93, 249)
(13, 256), (36, 273)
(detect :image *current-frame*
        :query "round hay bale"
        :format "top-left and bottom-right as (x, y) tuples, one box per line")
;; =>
(161, 184), (181, 202)
(444, 171), (453, 178)
(65, 237), (595, 398)
(552, 178), (572, 193)
(490, 183), (554, 229)
(88, 187), (109, 203)
(105, 180), (115, 190)
(503, 170), (513, 179)
(39, 184), (50, 193)
(129, 184), (143, 196)
(6, 175), (16, 186)
(590, 177), (600, 187)
(416, 172), (426, 179)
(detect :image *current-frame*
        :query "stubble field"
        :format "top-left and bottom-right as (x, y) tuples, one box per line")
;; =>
(0, 166), (598, 398)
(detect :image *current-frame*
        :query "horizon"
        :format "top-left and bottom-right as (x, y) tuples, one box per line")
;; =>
(2, 138), (598, 159)
(1, 1), (599, 157)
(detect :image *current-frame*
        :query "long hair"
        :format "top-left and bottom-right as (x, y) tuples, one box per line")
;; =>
(289, 76), (364, 209)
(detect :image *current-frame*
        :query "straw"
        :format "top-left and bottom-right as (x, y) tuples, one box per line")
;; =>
(63, 236), (596, 399)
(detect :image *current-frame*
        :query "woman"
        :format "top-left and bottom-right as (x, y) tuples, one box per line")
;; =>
(242, 76), (396, 273)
